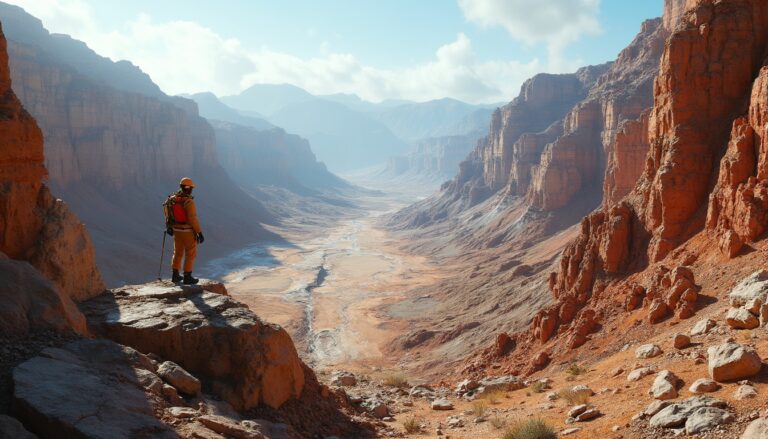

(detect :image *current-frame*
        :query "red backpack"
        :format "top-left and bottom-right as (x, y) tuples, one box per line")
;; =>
(163, 194), (188, 226)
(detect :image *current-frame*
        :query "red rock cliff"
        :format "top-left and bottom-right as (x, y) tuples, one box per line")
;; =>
(0, 23), (103, 301)
(537, 0), (768, 349)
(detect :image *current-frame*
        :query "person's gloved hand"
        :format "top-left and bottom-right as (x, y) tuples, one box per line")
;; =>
(166, 227), (174, 236)
(196, 232), (205, 244)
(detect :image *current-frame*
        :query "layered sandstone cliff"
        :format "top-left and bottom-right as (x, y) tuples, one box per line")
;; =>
(506, 0), (768, 370)
(0, 22), (103, 302)
(0, 4), (277, 285)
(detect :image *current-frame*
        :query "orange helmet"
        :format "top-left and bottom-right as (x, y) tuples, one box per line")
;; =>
(179, 177), (195, 188)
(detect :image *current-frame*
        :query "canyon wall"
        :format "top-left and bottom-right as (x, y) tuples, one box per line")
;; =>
(0, 23), (103, 302)
(212, 121), (347, 193)
(392, 13), (667, 238)
(0, 4), (276, 285)
(531, 0), (768, 355)
(385, 132), (482, 181)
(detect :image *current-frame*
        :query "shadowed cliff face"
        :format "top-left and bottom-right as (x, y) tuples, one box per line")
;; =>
(0, 22), (103, 302)
(0, 4), (282, 286)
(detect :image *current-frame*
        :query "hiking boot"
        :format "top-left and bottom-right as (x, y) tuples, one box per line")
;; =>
(171, 269), (182, 283)
(183, 272), (199, 285)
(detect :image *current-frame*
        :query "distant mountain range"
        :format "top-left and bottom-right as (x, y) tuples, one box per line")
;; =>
(202, 84), (498, 173)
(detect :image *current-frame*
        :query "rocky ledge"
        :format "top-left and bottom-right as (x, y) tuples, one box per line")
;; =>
(79, 280), (305, 411)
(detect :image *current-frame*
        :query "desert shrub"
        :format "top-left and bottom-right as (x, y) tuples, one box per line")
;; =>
(472, 399), (488, 417)
(490, 416), (507, 429)
(565, 363), (587, 376)
(529, 381), (546, 393)
(382, 372), (409, 388)
(402, 417), (421, 434)
(482, 389), (506, 404)
(502, 418), (557, 439)
(557, 388), (590, 405)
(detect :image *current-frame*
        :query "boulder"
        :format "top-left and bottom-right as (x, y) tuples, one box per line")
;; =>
(746, 298), (763, 316)
(157, 361), (201, 396)
(168, 407), (198, 419)
(81, 281), (305, 410)
(649, 396), (727, 429)
(734, 384), (758, 400)
(649, 370), (679, 400)
(477, 375), (524, 393)
(361, 399), (389, 418)
(636, 343), (662, 359)
(570, 385), (594, 398)
(330, 371), (357, 387)
(742, 418), (768, 439)
(685, 407), (735, 435)
(627, 367), (654, 381)
(729, 270), (768, 307)
(198, 415), (267, 439)
(707, 342), (762, 382)
(643, 400), (670, 417)
(568, 405), (588, 418)
(689, 378), (720, 394)
(0, 415), (36, 439)
(673, 333), (690, 349)
(12, 339), (176, 438)
(726, 308), (760, 329)
(431, 399), (454, 410)
(691, 319), (716, 336)
(576, 409), (601, 422)
(455, 379), (479, 394)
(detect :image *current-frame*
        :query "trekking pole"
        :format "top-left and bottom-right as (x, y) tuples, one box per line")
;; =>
(158, 230), (167, 281)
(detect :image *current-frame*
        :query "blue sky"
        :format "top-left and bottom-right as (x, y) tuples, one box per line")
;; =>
(8, 0), (663, 103)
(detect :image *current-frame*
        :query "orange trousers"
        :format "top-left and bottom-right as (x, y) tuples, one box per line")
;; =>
(172, 230), (197, 272)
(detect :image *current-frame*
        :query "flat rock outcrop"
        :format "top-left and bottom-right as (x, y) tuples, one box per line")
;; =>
(80, 281), (305, 410)
(12, 339), (177, 438)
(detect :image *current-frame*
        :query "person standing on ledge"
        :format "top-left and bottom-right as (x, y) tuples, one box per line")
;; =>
(164, 177), (205, 284)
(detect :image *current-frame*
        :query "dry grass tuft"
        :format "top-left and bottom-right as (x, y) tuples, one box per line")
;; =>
(502, 418), (557, 439)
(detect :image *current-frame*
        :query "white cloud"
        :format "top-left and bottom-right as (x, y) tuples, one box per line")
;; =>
(5, 0), (546, 104)
(458, 0), (601, 71)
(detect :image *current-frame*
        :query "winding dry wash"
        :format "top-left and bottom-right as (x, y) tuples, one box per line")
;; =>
(223, 187), (447, 371)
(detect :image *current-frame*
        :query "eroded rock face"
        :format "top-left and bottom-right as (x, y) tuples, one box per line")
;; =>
(0, 22), (103, 301)
(534, 0), (768, 348)
(0, 256), (86, 335)
(12, 339), (177, 438)
(80, 281), (306, 410)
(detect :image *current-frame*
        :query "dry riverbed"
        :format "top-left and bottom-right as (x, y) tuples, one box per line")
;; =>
(219, 191), (450, 373)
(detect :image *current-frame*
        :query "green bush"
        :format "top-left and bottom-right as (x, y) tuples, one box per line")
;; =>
(502, 418), (557, 439)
